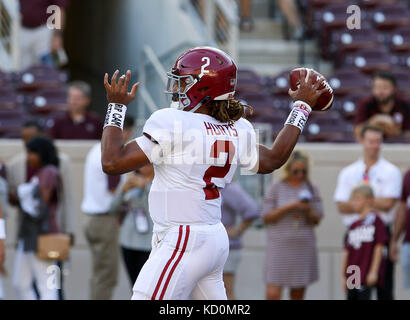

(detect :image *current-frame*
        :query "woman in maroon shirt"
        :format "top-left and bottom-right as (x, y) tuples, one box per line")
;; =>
(13, 136), (61, 300)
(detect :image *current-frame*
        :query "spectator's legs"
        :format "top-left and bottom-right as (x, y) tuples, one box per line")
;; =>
(13, 243), (36, 300)
(377, 226), (394, 300)
(289, 287), (305, 300)
(121, 247), (150, 287)
(223, 273), (236, 300)
(57, 261), (64, 300)
(32, 256), (58, 300)
(0, 274), (3, 299)
(239, 0), (253, 32)
(277, 0), (303, 39)
(19, 25), (53, 71)
(266, 284), (282, 300)
(402, 243), (410, 290)
(85, 215), (119, 300)
(347, 287), (372, 300)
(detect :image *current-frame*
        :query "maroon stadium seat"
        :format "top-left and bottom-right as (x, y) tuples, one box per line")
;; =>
(371, 4), (410, 31)
(331, 28), (384, 66)
(388, 27), (410, 52)
(328, 68), (372, 96)
(334, 93), (368, 121)
(265, 69), (294, 96)
(17, 65), (68, 91)
(391, 50), (410, 68)
(391, 68), (410, 95)
(0, 110), (25, 137)
(343, 47), (392, 73)
(0, 90), (24, 111)
(26, 87), (68, 114)
(236, 69), (265, 94)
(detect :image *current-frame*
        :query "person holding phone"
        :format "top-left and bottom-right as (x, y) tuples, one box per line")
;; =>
(262, 151), (323, 300)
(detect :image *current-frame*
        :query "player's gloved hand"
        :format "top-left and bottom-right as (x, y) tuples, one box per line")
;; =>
(288, 68), (327, 108)
(104, 70), (140, 105)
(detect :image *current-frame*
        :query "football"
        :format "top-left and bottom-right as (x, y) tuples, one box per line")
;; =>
(289, 67), (334, 111)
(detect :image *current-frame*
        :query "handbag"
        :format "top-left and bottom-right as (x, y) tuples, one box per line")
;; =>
(37, 233), (71, 261)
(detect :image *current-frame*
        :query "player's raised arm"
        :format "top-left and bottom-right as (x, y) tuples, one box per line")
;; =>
(101, 70), (150, 175)
(256, 69), (327, 174)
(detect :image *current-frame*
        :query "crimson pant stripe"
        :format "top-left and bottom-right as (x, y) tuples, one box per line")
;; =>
(151, 225), (183, 300)
(159, 225), (190, 300)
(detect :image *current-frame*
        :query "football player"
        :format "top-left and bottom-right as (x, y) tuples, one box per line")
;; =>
(102, 46), (326, 300)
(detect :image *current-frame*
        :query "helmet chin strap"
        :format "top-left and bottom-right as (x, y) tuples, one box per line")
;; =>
(187, 96), (211, 113)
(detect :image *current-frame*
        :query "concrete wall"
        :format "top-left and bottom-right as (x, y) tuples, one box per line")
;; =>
(1, 140), (410, 300)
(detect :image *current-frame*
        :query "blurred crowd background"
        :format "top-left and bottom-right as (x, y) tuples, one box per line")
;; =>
(0, 0), (410, 300)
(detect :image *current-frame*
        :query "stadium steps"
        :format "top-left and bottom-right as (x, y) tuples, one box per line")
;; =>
(238, 18), (333, 77)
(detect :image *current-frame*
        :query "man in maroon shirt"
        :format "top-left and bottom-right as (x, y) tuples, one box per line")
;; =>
(390, 169), (410, 290)
(49, 81), (103, 140)
(341, 184), (388, 300)
(19, 0), (70, 70)
(354, 72), (410, 140)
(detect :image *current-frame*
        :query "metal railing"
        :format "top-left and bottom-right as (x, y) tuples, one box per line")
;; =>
(189, 0), (239, 61)
(0, 0), (19, 71)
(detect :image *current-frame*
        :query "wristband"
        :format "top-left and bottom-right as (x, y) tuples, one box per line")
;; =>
(104, 103), (127, 130)
(0, 219), (5, 240)
(293, 100), (312, 115)
(285, 107), (309, 132)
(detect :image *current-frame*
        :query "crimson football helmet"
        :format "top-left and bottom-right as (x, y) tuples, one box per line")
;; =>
(165, 46), (237, 112)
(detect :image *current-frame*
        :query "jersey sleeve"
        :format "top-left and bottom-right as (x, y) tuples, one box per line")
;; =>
(238, 119), (259, 172)
(135, 108), (176, 164)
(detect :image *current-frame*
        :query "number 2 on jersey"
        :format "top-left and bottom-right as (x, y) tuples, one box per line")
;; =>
(203, 140), (236, 200)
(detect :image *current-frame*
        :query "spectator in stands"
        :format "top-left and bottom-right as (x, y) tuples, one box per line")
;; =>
(7, 120), (75, 300)
(0, 162), (7, 300)
(12, 136), (61, 300)
(390, 168), (410, 291)
(334, 125), (402, 300)
(341, 184), (388, 300)
(239, 0), (253, 32)
(354, 72), (410, 140)
(278, 0), (303, 39)
(262, 151), (323, 300)
(110, 164), (154, 288)
(82, 116), (134, 300)
(220, 181), (259, 300)
(18, 0), (69, 71)
(49, 81), (103, 140)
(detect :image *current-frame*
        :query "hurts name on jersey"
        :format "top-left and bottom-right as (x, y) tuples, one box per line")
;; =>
(204, 121), (238, 137)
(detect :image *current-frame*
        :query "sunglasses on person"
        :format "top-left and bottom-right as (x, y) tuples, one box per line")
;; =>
(291, 169), (307, 176)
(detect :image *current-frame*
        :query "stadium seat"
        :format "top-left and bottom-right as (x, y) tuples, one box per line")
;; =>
(343, 47), (392, 73)
(0, 110), (25, 138)
(371, 4), (410, 31)
(328, 68), (372, 96)
(387, 27), (410, 52)
(332, 93), (368, 120)
(17, 65), (68, 91)
(0, 89), (24, 111)
(26, 87), (68, 114)
(391, 68), (410, 95)
(330, 28), (384, 66)
(237, 69), (265, 94)
(391, 51), (410, 68)
(264, 69), (294, 96)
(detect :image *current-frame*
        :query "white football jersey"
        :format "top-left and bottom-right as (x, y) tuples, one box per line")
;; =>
(136, 107), (258, 232)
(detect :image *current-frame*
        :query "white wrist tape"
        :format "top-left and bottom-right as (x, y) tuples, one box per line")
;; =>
(293, 100), (312, 115)
(0, 219), (6, 240)
(285, 104), (310, 132)
(104, 103), (127, 130)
